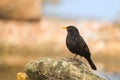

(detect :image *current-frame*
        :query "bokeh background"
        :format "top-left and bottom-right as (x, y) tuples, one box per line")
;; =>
(0, 0), (120, 80)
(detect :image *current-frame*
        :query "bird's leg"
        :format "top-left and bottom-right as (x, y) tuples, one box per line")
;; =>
(72, 54), (78, 59)
(70, 54), (78, 62)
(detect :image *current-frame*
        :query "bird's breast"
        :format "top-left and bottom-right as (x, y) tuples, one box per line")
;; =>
(66, 36), (81, 54)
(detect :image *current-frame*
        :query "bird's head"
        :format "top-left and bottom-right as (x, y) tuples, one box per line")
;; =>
(62, 25), (80, 36)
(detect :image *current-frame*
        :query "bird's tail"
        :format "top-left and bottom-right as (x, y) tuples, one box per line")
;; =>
(86, 56), (97, 70)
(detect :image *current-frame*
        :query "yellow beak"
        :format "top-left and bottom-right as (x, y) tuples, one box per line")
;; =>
(62, 26), (67, 29)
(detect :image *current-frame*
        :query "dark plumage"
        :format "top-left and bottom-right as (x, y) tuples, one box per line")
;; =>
(63, 25), (97, 70)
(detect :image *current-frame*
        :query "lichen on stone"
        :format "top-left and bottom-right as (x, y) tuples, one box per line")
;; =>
(25, 57), (105, 80)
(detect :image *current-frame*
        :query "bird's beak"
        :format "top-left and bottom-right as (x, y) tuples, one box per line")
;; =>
(62, 26), (67, 29)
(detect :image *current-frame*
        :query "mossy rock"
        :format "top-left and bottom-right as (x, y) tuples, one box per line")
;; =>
(25, 57), (105, 80)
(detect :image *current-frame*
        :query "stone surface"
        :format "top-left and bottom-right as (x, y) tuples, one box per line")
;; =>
(25, 57), (105, 80)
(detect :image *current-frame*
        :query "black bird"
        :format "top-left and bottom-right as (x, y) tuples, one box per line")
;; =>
(63, 25), (97, 70)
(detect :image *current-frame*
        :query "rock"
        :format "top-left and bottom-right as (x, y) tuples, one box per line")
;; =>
(25, 57), (105, 80)
(17, 72), (29, 80)
(0, 0), (42, 21)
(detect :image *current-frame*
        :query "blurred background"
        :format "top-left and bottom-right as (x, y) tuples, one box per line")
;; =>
(0, 0), (120, 80)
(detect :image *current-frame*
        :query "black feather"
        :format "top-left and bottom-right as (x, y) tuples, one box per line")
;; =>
(65, 25), (97, 70)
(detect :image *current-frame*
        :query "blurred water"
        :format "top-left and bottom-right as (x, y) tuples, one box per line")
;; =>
(93, 70), (120, 80)
(106, 72), (120, 80)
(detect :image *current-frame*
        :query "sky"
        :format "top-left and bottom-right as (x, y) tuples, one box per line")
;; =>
(43, 0), (120, 21)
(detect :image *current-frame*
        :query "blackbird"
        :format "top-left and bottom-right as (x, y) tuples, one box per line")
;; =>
(63, 25), (97, 70)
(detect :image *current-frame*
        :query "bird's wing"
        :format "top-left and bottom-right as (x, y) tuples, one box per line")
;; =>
(76, 36), (90, 53)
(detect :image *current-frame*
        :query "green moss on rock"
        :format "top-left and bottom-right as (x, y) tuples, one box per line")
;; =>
(25, 57), (105, 80)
